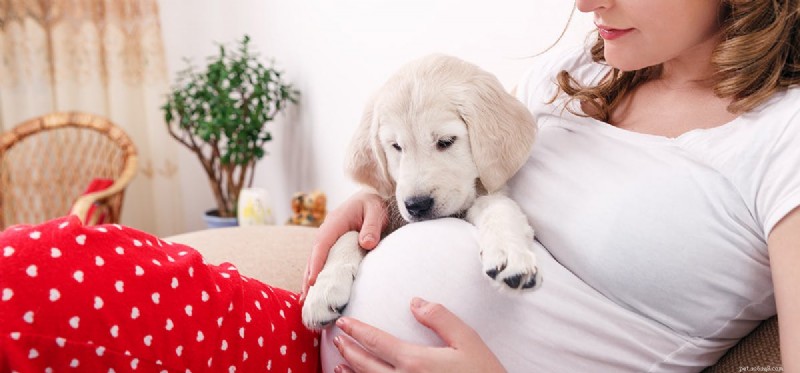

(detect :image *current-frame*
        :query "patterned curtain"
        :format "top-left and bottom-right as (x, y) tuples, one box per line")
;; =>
(0, 0), (185, 236)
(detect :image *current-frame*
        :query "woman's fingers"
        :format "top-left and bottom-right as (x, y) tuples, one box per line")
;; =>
(409, 298), (481, 349)
(305, 214), (349, 286)
(333, 333), (396, 373)
(302, 192), (387, 296)
(357, 194), (389, 249)
(336, 300), (506, 373)
(336, 316), (417, 368)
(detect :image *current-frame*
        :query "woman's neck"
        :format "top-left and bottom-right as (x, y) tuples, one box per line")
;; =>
(656, 33), (721, 90)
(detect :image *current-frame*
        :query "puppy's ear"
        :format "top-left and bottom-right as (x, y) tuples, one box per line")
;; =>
(453, 69), (536, 193)
(345, 99), (394, 197)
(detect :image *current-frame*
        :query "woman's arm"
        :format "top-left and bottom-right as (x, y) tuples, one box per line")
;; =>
(768, 206), (800, 372)
(301, 190), (388, 300)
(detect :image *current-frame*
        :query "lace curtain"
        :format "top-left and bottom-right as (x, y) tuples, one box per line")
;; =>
(0, 0), (185, 235)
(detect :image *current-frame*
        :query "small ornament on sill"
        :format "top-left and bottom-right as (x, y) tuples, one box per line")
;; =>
(286, 190), (327, 227)
(237, 187), (276, 226)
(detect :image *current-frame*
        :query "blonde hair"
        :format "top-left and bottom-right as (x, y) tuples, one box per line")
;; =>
(555, 0), (800, 122)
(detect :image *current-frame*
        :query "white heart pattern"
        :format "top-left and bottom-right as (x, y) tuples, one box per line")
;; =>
(49, 288), (60, 302)
(131, 307), (140, 319)
(29, 231), (42, 240)
(165, 318), (174, 331)
(51, 247), (62, 258)
(75, 235), (86, 245)
(73, 270), (84, 283)
(115, 281), (124, 293)
(110, 325), (119, 338)
(152, 292), (160, 304)
(143, 335), (152, 346)
(2, 288), (13, 301)
(23, 311), (34, 324)
(69, 316), (80, 329)
(94, 296), (104, 309)
(3, 246), (14, 257)
(26, 265), (37, 277)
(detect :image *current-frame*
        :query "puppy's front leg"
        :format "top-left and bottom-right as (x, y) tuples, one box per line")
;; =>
(467, 192), (541, 290)
(301, 231), (367, 329)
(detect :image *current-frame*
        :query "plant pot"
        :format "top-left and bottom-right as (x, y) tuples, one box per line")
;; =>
(203, 209), (239, 229)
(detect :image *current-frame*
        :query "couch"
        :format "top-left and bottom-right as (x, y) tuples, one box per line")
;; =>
(166, 225), (782, 371)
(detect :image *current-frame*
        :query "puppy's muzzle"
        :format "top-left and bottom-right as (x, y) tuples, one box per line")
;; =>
(404, 196), (434, 220)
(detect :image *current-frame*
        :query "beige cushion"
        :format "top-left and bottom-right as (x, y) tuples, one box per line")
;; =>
(166, 225), (317, 293)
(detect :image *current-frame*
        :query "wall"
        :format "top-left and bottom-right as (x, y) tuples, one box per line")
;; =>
(159, 0), (594, 232)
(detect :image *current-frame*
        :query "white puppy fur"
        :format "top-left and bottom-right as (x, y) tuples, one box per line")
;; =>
(302, 54), (540, 330)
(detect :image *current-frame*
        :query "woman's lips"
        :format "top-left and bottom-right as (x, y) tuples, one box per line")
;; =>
(596, 25), (634, 40)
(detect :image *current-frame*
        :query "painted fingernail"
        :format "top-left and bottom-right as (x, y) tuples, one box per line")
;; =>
(411, 297), (428, 309)
(336, 317), (347, 329)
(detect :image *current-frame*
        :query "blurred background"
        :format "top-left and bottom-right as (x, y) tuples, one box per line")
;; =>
(0, 0), (593, 235)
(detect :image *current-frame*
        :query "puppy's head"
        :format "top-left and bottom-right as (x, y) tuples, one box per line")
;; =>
(346, 54), (536, 222)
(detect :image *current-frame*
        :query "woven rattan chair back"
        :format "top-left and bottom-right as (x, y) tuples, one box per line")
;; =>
(0, 112), (138, 229)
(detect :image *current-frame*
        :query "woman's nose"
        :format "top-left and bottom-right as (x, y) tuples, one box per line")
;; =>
(576, 0), (610, 13)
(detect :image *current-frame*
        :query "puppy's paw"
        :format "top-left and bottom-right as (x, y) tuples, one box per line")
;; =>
(301, 231), (362, 330)
(301, 268), (355, 330)
(481, 240), (541, 291)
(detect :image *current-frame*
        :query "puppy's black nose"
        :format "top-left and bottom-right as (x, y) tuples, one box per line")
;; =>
(405, 196), (434, 219)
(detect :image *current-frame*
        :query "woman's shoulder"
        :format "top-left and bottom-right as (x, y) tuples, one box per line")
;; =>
(739, 85), (800, 137)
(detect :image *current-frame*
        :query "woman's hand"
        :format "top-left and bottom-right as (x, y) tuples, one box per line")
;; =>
(332, 298), (507, 373)
(300, 190), (388, 301)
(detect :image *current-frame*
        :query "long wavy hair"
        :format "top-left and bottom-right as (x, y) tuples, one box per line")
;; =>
(555, 0), (800, 122)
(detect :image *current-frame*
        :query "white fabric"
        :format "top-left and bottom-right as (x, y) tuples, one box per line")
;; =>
(320, 47), (800, 372)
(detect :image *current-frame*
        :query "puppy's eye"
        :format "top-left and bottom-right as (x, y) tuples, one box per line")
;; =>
(436, 136), (456, 150)
(391, 143), (402, 152)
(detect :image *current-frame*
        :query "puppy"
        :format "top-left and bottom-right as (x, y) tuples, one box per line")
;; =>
(302, 54), (539, 330)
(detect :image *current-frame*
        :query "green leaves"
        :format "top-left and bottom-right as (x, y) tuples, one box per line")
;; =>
(163, 35), (297, 166)
(161, 35), (298, 217)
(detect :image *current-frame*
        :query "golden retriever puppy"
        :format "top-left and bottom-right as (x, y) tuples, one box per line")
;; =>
(302, 54), (539, 329)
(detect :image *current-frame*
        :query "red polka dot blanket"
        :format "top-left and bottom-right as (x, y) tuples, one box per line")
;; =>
(1, 216), (319, 372)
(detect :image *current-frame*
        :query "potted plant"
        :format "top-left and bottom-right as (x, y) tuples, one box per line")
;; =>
(162, 35), (298, 227)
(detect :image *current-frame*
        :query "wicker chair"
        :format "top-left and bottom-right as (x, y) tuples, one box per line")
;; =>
(0, 112), (138, 229)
